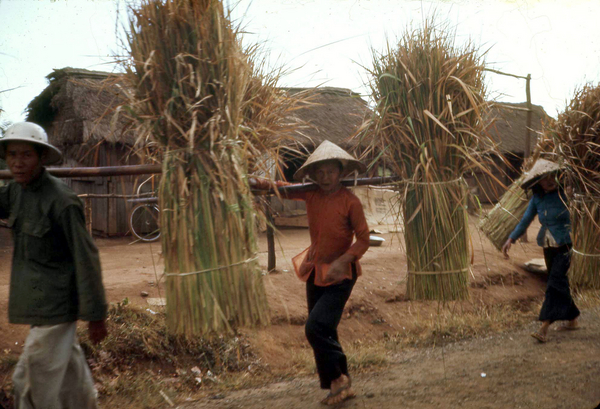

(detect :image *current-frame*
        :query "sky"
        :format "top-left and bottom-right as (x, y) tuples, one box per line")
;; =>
(1, 0), (599, 125)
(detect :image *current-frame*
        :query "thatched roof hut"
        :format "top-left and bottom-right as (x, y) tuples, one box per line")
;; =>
(284, 87), (369, 149)
(27, 70), (369, 167)
(26, 68), (142, 236)
(26, 68), (373, 231)
(467, 101), (551, 204)
(27, 67), (135, 167)
(486, 102), (550, 155)
(275, 87), (371, 181)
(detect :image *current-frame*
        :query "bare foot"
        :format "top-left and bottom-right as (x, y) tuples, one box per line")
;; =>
(556, 319), (579, 331)
(321, 375), (356, 405)
(531, 321), (551, 343)
(539, 321), (550, 337)
(325, 387), (355, 405)
(531, 331), (547, 343)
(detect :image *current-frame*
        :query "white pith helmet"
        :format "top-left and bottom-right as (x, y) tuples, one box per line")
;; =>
(0, 122), (62, 165)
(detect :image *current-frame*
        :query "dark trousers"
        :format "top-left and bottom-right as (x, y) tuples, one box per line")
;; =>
(305, 266), (356, 390)
(540, 244), (580, 323)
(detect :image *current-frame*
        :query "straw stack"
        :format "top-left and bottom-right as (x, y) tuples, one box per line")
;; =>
(569, 195), (600, 288)
(479, 174), (530, 251)
(553, 83), (600, 289)
(122, 0), (290, 336)
(554, 84), (600, 196)
(479, 129), (556, 251)
(362, 20), (495, 300)
(403, 179), (471, 300)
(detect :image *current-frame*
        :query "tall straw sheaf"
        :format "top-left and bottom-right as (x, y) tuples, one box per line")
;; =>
(553, 83), (600, 289)
(479, 173), (530, 252)
(569, 195), (600, 289)
(361, 20), (495, 300)
(554, 84), (600, 196)
(479, 126), (557, 251)
(123, 0), (292, 336)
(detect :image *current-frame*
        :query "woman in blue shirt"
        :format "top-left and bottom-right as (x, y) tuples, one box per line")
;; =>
(502, 159), (579, 343)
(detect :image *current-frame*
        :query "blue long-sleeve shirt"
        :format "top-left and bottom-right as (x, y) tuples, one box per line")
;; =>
(509, 189), (571, 247)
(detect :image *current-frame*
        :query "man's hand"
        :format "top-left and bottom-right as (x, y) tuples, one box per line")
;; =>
(88, 320), (107, 345)
(501, 238), (514, 259)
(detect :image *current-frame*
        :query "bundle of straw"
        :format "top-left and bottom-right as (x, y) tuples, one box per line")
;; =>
(123, 0), (290, 336)
(404, 179), (470, 300)
(362, 20), (495, 300)
(569, 195), (600, 289)
(479, 174), (530, 251)
(479, 128), (556, 251)
(553, 84), (600, 289)
(554, 84), (600, 196)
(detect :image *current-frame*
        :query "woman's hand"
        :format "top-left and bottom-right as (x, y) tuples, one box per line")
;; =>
(324, 254), (355, 283)
(501, 238), (514, 259)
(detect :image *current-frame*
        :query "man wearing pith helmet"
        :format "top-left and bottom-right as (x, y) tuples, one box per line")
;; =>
(0, 122), (107, 408)
(285, 140), (370, 405)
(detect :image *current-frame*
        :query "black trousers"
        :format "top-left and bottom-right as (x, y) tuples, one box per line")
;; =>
(305, 266), (357, 390)
(539, 244), (580, 323)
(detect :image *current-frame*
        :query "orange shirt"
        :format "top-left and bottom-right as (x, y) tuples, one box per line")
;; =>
(287, 186), (370, 286)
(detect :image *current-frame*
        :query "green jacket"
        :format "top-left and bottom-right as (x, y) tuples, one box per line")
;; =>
(0, 170), (107, 325)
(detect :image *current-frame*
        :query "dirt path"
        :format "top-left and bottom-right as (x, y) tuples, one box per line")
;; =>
(0, 219), (547, 354)
(5, 215), (599, 409)
(181, 308), (600, 409)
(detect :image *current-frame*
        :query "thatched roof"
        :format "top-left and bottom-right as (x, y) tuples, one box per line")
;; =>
(27, 69), (371, 163)
(283, 87), (370, 153)
(486, 102), (550, 154)
(26, 67), (134, 161)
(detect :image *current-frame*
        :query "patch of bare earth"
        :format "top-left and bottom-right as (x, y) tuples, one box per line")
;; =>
(180, 308), (600, 409)
(2, 217), (599, 408)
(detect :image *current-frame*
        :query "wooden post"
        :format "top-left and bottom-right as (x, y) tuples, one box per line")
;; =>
(521, 73), (533, 243)
(266, 198), (276, 272)
(525, 73), (533, 159)
(84, 198), (93, 236)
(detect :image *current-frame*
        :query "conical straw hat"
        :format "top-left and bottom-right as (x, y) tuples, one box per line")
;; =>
(294, 140), (366, 181)
(521, 158), (562, 190)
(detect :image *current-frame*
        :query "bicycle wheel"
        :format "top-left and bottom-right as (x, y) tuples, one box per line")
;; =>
(129, 204), (161, 242)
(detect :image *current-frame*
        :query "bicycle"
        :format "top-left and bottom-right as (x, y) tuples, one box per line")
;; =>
(129, 176), (160, 242)
(129, 202), (160, 242)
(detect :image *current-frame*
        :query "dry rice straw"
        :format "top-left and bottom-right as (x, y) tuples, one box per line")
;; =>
(165, 256), (259, 277)
(568, 195), (600, 289)
(408, 267), (470, 275)
(479, 174), (530, 252)
(572, 249), (600, 257)
(404, 178), (471, 300)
